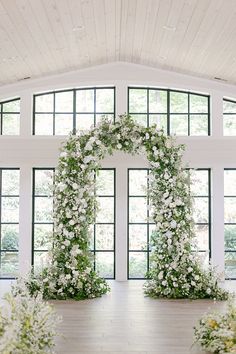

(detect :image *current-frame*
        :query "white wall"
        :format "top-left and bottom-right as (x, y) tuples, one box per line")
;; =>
(1, 62), (236, 280)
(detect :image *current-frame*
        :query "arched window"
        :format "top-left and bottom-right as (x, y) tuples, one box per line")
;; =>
(128, 87), (210, 136)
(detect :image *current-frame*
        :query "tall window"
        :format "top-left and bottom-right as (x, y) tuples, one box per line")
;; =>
(128, 168), (211, 279)
(190, 169), (211, 264)
(128, 87), (210, 135)
(90, 169), (115, 279)
(224, 169), (236, 279)
(0, 169), (20, 278)
(0, 98), (20, 135)
(33, 87), (115, 135)
(223, 99), (236, 135)
(128, 169), (155, 279)
(32, 169), (54, 271)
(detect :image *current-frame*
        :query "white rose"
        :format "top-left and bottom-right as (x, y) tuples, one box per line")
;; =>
(60, 152), (67, 158)
(158, 271), (164, 280)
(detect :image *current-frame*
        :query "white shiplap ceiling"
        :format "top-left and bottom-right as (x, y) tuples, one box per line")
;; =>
(0, 0), (236, 86)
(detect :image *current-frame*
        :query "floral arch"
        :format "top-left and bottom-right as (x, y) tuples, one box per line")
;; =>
(33, 115), (227, 300)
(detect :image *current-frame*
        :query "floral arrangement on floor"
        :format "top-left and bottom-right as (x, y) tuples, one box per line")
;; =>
(28, 114), (228, 300)
(0, 280), (61, 354)
(194, 301), (236, 353)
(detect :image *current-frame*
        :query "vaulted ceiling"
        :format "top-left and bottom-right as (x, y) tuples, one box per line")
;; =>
(0, 0), (236, 86)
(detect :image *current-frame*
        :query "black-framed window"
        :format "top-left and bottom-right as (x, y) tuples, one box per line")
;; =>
(224, 169), (236, 279)
(128, 168), (211, 279)
(128, 169), (155, 279)
(223, 98), (236, 135)
(190, 169), (211, 264)
(33, 87), (115, 135)
(0, 169), (20, 278)
(128, 87), (210, 135)
(32, 168), (54, 271)
(90, 169), (116, 279)
(0, 98), (20, 135)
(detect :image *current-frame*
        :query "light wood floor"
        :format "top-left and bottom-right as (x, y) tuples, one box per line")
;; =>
(0, 280), (234, 354)
(51, 281), (234, 354)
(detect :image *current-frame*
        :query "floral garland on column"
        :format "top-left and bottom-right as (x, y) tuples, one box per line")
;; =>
(29, 114), (228, 300)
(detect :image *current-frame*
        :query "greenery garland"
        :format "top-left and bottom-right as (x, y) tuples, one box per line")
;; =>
(30, 114), (227, 300)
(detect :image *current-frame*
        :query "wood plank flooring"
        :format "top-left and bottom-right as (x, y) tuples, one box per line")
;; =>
(52, 281), (232, 354)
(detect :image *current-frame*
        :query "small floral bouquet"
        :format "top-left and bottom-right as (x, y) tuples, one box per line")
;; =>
(194, 301), (236, 353)
(0, 280), (61, 354)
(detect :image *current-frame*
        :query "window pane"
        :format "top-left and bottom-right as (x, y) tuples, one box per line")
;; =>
(129, 252), (147, 278)
(76, 114), (94, 131)
(76, 89), (94, 112)
(223, 100), (236, 114)
(193, 197), (208, 223)
(2, 100), (20, 113)
(170, 115), (188, 135)
(34, 224), (53, 251)
(225, 225), (236, 251)
(129, 197), (147, 223)
(225, 170), (236, 196)
(190, 170), (209, 196)
(96, 252), (114, 278)
(34, 114), (53, 135)
(95, 224), (114, 250)
(224, 115), (236, 135)
(194, 224), (209, 251)
(149, 90), (167, 113)
(149, 114), (167, 133)
(225, 252), (236, 278)
(129, 89), (147, 113)
(96, 89), (114, 112)
(130, 114), (147, 127)
(129, 170), (147, 195)
(96, 170), (114, 196)
(225, 197), (236, 223)
(35, 94), (53, 112)
(190, 115), (208, 135)
(55, 91), (73, 112)
(129, 224), (147, 250)
(55, 114), (73, 135)
(34, 197), (53, 223)
(190, 94), (208, 113)
(34, 252), (50, 273)
(1, 170), (20, 195)
(96, 114), (114, 125)
(34, 170), (54, 196)
(0, 251), (18, 277)
(170, 92), (188, 113)
(96, 197), (114, 223)
(1, 197), (19, 223)
(2, 114), (20, 135)
(1, 224), (19, 250)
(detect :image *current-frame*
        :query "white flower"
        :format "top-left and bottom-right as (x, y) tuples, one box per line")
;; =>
(206, 288), (211, 295)
(117, 143), (122, 149)
(158, 271), (164, 280)
(187, 267), (193, 273)
(64, 240), (70, 246)
(165, 230), (172, 238)
(69, 220), (75, 226)
(60, 152), (67, 158)
(170, 220), (177, 229)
